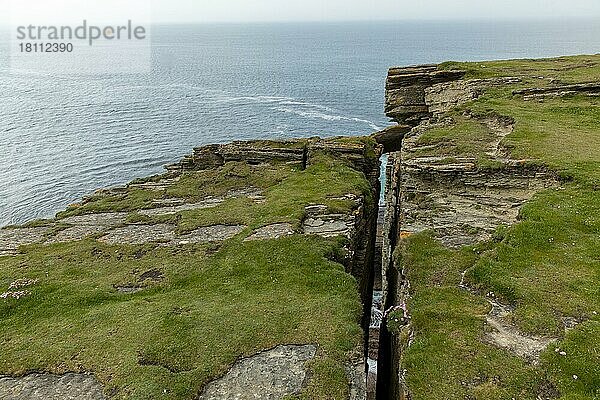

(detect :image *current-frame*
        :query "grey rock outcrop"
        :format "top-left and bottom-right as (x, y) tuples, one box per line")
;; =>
(0, 373), (105, 400)
(198, 345), (316, 400)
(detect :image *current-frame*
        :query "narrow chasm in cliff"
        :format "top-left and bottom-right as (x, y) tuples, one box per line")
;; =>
(373, 56), (600, 400)
(364, 155), (387, 400)
(372, 68), (478, 400)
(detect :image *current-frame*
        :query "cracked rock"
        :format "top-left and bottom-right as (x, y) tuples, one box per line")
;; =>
(0, 227), (49, 256)
(0, 373), (105, 400)
(244, 223), (295, 241)
(98, 224), (176, 245)
(198, 345), (316, 400)
(139, 199), (224, 217)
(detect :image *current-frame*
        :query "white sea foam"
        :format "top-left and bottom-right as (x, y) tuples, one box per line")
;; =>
(276, 107), (382, 131)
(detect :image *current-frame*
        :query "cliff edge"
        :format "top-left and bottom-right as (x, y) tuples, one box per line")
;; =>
(378, 55), (600, 400)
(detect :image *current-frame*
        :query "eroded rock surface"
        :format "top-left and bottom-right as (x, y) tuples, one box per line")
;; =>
(425, 77), (520, 118)
(484, 299), (556, 363)
(98, 224), (245, 246)
(398, 164), (555, 247)
(302, 205), (356, 239)
(379, 64), (562, 399)
(198, 345), (316, 400)
(513, 82), (600, 100)
(98, 223), (176, 245)
(48, 225), (107, 244)
(385, 65), (466, 124)
(127, 177), (181, 191)
(0, 373), (105, 400)
(303, 216), (352, 238)
(59, 213), (127, 227)
(398, 115), (557, 247)
(46, 213), (129, 244)
(244, 223), (294, 241)
(0, 227), (49, 256)
(139, 199), (224, 217)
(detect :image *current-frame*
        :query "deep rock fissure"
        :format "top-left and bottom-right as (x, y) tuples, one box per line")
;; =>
(375, 64), (484, 400)
(365, 162), (387, 399)
(373, 63), (565, 400)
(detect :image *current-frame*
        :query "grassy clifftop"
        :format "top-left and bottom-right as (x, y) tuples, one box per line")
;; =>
(0, 138), (379, 399)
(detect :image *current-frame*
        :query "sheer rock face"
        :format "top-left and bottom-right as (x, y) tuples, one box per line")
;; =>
(165, 141), (306, 172)
(397, 155), (557, 247)
(378, 64), (560, 399)
(385, 66), (466, 125)
(389, 74), (557, 247)
(397, 116), (557, 247)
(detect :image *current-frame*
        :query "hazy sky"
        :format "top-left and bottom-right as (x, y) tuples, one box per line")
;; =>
(150, 0), (600, 23)
(5, 0), (600, 25)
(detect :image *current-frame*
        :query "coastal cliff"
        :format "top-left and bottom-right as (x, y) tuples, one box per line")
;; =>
(376, 56), (600, 399)
(1, 55), (600, 400)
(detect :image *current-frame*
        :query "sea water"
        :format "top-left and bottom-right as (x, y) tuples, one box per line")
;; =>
(1, 19), (599, 226)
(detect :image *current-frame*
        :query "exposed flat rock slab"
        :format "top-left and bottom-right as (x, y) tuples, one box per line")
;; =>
(45, 213), (129, 244)
(178, 225), (246, 244)
(303, 216), (353, 238)
(244, 223), (294, 241)
(98, 224), (245, 246)
(128, 177), (180, 191)
(138, 188), (266, 218)
(198, 345), (316, 400)
(301, 204), (357, 239)
(59, 213), (128, 227)
(513, 82), (600, 100)
(98, 224), (176, 245)
(0, 373), (105, 400)
(139, 199), (224, 217)
(0, 227), (49, 256)
(226, 187), (266, 203)
(46, 225), (106, 244)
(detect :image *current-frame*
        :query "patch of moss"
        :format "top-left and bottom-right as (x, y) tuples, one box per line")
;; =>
(394, 234), (547, 400)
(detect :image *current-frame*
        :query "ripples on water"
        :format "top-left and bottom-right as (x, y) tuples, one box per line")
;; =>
(1, 20), (599, 226)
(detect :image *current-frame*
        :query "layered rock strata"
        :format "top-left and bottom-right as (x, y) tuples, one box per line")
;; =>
(377, 65), (560, 399)
(385, 65), (466, 125)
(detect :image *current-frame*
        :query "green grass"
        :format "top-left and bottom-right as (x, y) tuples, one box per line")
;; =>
(127, 156), (370, 236)
(466, 186), (600, 337)
(410, 116), (497, 161)
(440, 54), (600, 83)
(464, 90), (600, 184)
(0, 237), (361, 399)
(58, 161), (292, 218)
(0, 143), (378, 399)
(393, 235), (547, 399)
(393, 55), (600, 399)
